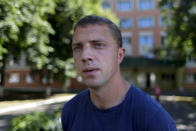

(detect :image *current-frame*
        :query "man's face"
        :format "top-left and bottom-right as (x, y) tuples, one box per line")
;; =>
(72, 24), (123, 88)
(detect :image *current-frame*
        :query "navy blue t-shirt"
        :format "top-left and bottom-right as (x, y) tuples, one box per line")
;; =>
(61, 85), (177, 131)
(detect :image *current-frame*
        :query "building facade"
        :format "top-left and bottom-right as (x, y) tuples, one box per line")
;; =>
(102, 0), (196, 91)
(0, 53), (87, 96)
(103, 0), (163, 57)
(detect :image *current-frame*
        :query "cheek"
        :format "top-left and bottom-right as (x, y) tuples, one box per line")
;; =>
(100, 52), (118, 68)
(73, 57), (81, 70)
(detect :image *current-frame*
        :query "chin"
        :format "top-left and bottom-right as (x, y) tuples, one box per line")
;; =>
(84, 80), (103, 89)
(85, 83), (100, 89)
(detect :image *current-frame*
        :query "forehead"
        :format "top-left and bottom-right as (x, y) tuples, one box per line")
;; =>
(74, 24), (109, 32)
(72, 24), (113, 43)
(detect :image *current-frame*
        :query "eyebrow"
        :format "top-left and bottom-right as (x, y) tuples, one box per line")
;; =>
(90, 39), (105, 43)
(72, 39), (106, 46)
(72, 42), (82, 46)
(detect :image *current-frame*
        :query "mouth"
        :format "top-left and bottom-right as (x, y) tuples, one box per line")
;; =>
(82, 68), (99, 75)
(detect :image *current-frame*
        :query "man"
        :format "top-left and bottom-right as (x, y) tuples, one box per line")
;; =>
(61, 15), (177, 131)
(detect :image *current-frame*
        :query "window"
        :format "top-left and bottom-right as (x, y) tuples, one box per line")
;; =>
(120, 18), (133, 28)
(137, 73), (146, 88)
(160, 32), (166, 45)
(161, 73), (175, 81)
(187, 56), (195, 63)
(122, 32), (132, 55)
(102, 2), (110, 10)
(186, 56), (196, 68)
(8, 73), (20, 83)
(138, 17), (154, 28)
(138, 0), (154, 10)
(160, 16), (171, 27)
(161, 15), (171, 27)
(9, 57), (19, 66)
(25, 74), (34, 84)
(184, 73), (196, 83)
(117, 0), (132, 11)
(77, 75), (83, 82)
(41, 76), (53, 84)
(139, 32), (153, 58)
(41, 76), (47, 84)
(161, 36), (166, 45)
(159, 16), (164, 27)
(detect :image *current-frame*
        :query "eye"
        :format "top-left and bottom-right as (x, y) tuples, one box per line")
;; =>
(95, 43), (104, 48)
(73, 46), (82, 52)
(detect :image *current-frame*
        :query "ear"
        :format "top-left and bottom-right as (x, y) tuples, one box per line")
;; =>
(118, 47), (125, 64)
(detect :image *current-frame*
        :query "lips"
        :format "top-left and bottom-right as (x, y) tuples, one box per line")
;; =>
(82, 67), (99, 75)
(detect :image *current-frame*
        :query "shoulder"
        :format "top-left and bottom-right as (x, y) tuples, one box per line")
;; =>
(131, 85), (162, 110)
(61, 89), (89, 128)
(148, 107), (177, 130)
(62, 89), (89, 113)
(131, 85), (177, 130)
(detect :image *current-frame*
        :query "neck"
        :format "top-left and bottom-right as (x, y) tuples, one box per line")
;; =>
(89, 72), (130, 110)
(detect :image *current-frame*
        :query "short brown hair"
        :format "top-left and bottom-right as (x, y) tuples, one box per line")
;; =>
(74, 15), (122, 48)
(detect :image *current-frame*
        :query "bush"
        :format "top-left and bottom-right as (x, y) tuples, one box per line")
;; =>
(9, 111), (62, 131)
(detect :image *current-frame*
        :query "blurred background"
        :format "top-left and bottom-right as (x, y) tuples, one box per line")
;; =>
(0, 0), (195, 131)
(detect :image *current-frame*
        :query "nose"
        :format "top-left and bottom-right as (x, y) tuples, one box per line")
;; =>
(81, 45), (93, 63)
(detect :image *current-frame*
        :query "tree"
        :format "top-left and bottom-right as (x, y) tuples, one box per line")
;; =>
(0, 0), (118, 88)
(159, 0), (196, 60)
(0, 0), (56, 85)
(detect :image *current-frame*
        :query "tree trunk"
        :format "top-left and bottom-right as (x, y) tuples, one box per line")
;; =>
(45, 70), (52, 97)
(0, 54), (8, 98)
(0, 54), (7, 86)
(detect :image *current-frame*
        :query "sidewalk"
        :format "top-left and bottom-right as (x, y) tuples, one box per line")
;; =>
(0, 93), (76, 131)
(0, 93), (76, 114)
(160, 95), (196, 131)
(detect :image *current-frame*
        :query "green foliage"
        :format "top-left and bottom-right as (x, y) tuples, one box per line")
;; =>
(0, 0), (56, 67)
(0, 0), (118, 84)
(9, 112), (62, 131)
(159, 0), (196, 59)
(66, 0), (118, 24)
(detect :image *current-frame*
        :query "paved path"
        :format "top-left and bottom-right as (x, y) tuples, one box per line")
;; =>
(160, 96), (196, 131)
(0, 95), (75, 131)
(0, 95), (195, 131)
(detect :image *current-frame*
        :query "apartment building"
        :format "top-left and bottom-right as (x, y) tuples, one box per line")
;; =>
(102, 0), (196, 91)
(1, 54), (65, 96)
(0, 53), (86, 96)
